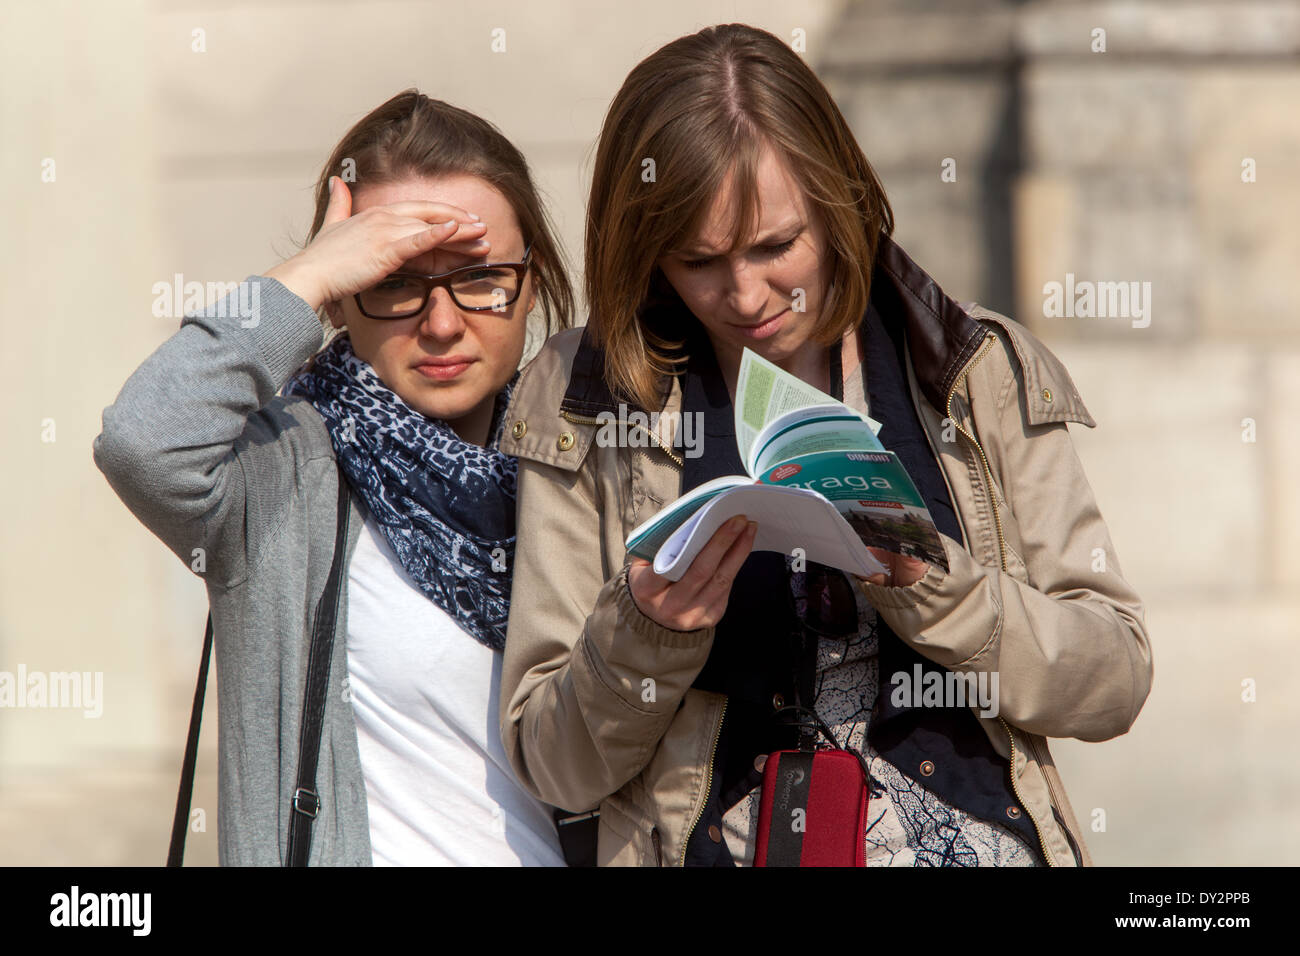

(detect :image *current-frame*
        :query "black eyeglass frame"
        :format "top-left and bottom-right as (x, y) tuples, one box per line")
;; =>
(353, 243), (533, 319)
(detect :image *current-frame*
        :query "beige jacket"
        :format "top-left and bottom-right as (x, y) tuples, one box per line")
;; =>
(498, 236), (1152, 867)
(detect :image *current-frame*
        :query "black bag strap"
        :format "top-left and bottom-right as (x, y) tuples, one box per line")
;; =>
(285, 469), (353, 866)
(166, 614), (214, 866)
(166, 467), (352, 867)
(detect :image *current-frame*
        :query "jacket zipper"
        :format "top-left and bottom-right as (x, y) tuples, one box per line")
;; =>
(998, 717), (1055, 866)
(677, 697), (726, 866)
(944, 334), (1008, 573)
(561, 410), (685, 468)
(945, 332), (1055, 866)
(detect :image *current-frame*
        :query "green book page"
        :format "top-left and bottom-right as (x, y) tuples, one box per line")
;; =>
(734, 348), (883, 467)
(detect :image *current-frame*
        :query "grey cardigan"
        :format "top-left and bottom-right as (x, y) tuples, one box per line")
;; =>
(94, 276), (372, 865)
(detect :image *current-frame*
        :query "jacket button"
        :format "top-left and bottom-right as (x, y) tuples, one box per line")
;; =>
(1041, 387), (1053, 403)
(919, 760), (935, 776)
(557, 431), (575, 451)
(707, 825), (722, 843)
(772, 693), (785, 710)
(1006, 806), (1022, 819)
(754, 754), (768, 773)
(511, 420), (527, 439)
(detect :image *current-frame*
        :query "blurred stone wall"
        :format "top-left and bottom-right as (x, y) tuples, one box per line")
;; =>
(821, 0), (1300, 865)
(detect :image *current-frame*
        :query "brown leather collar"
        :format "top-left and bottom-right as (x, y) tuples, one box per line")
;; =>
(559, 234), (985, 416)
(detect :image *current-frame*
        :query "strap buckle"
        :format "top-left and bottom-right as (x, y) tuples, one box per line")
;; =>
(292, 788), (320, 818)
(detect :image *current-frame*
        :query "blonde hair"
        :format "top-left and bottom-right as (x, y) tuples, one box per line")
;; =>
(585, 24), (893, 412)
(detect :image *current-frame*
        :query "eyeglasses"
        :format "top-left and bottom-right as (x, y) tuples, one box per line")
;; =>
(353, 243), (533, 319)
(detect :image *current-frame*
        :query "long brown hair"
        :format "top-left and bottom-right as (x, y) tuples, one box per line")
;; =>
(297, 88), (573, 347)
(586, 24), (893, 412)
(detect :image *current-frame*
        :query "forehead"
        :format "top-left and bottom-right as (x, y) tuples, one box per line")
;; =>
(690, 145), (808, 251)
(352, 173), (524, 269)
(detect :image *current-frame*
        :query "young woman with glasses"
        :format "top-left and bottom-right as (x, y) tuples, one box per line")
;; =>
(94, 89), (573, 865)
(497, 25), (1151, 867)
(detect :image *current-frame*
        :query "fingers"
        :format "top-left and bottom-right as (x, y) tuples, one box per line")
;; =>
(321, 176), (352, 227)
(434, 220), (491, 254)
(626, 558), (664, 610)
(670, 515), (754, 606)
(379, 200), (483, 226)
(397, 219), (491, 261)
(710, 519), (757, 594)
(626, 517), (757, 630)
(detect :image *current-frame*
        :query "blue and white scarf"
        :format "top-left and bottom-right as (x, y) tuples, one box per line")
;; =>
(284, 334), (518, 651)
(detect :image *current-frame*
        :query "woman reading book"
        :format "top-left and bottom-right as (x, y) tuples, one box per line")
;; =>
(498, 25), (1152, 866)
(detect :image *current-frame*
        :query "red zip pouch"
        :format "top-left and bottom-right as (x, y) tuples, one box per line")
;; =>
(754, 746), (869, 867)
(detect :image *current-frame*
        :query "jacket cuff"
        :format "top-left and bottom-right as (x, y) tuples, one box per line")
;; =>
(614, 564), (717, 648)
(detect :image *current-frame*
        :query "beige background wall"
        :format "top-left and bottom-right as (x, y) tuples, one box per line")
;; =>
(1, 0), (1294, 865)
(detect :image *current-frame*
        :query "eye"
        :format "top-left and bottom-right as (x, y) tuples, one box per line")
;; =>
(683, 256), (714, 272)
(761, 238), (797, 258)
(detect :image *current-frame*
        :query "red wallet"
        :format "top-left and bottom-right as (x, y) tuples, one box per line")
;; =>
(753, 747), (869, 867)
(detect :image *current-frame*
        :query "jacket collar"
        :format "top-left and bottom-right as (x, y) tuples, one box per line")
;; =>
(558, 234), (986, 418)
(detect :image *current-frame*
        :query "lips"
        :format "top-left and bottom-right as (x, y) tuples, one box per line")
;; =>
(729, 308), (789, 340)
(414, 356), (474, 368)
(413, 356), (476, 380)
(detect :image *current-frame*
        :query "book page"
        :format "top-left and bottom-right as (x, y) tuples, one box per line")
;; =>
(649, 484), (888, 582)
(734, 347), (882, 467)
(748, 403), (885, 476)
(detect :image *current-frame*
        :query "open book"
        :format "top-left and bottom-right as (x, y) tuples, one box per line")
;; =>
(625, 348), (949, 581)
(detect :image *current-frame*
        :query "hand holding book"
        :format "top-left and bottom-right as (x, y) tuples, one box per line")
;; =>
(624, 348), (948, 586)
(627, 514), (758, 631)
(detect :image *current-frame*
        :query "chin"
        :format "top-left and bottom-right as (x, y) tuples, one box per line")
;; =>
(414, 394), (478, 424)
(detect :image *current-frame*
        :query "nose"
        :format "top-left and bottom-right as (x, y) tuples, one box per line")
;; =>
(723, 258), (769, 318)
(416, 287), (468, 341)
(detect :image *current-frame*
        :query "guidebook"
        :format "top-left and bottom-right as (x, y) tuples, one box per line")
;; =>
(624, 347), (949, 581)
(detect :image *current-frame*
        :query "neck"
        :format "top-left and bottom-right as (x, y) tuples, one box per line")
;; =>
(443, 394), (497, 447)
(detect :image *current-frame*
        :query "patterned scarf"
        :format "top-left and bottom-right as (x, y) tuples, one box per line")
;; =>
(284, 333), (518, 651)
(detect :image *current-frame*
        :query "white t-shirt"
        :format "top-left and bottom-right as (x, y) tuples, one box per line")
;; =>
(344, 515), (566, 866)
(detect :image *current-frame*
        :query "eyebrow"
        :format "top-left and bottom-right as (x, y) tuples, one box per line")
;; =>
(671, 221), (805, 258)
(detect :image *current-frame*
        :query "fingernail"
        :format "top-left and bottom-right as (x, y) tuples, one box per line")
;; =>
(468, 212), (481, 221)
(746, 521), (757, 534)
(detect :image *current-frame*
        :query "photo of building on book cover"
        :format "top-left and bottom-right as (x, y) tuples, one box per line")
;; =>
(762, 451), (948, 571)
